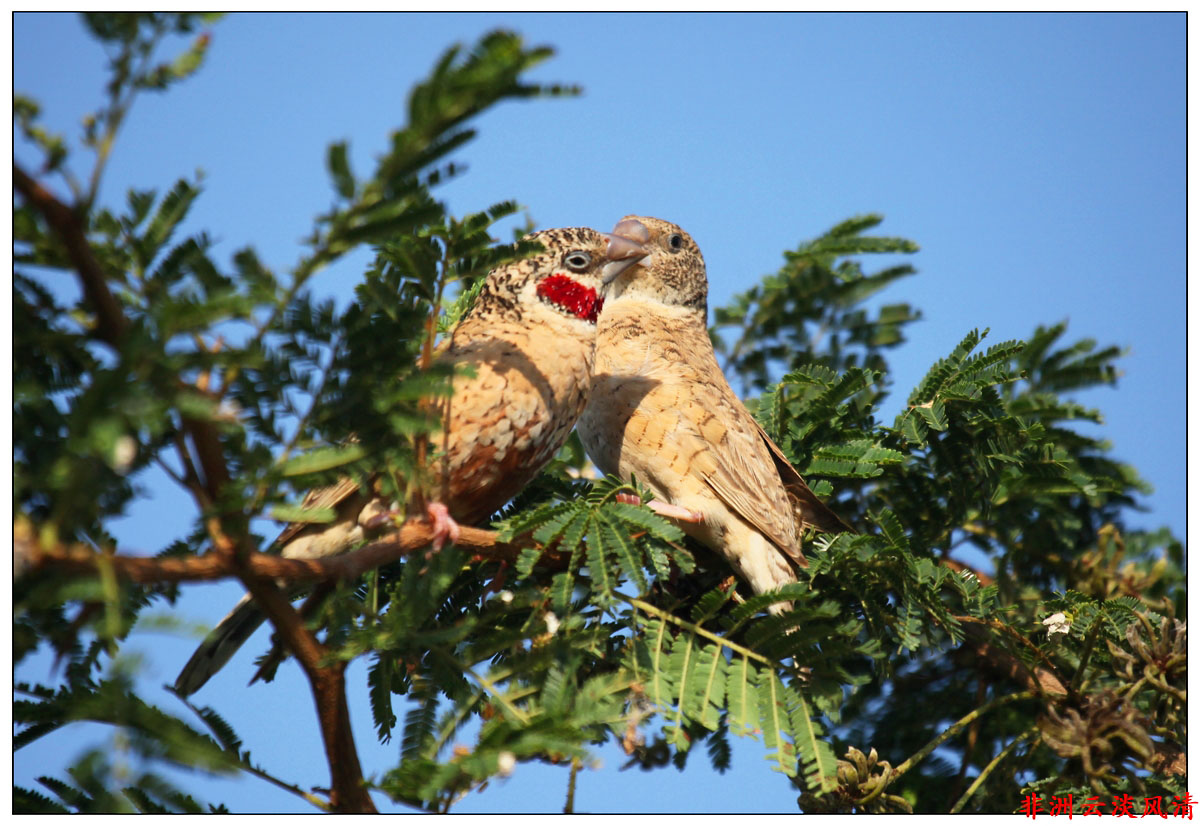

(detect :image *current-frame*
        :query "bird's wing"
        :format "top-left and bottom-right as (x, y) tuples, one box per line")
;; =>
(674, 385), (809, 567)
(173, 593), (266, 696)
(752, 419), (854, 536)
(272, 475), (367, 552)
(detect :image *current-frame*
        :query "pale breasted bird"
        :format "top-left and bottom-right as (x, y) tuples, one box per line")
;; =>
(577, 216), (850, 611)
(174, 227), (649, 695)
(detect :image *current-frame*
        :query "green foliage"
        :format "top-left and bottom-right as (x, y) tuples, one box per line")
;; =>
(13, 12), (1184, 815)
(625, 599), (839, 792)
(713, 213), (921, 397)
(15, 748), (218, 813)
(497, 476), (688, 607)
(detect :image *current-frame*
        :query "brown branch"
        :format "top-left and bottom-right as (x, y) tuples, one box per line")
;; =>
(314, 665), (375, 811)
(229, 566), (375, 812)
(16, 163), (231, 503)
(954, 617), (1067, 697)
(183, 336), (233, 499)
(250, 582), (338, 686)
(940, 557), (994, 587)
(170, 431), (211, 508)
(14, 153), (373, 812)
(182, 411), (232, 502)
(19, 518), (554, 587)
(18, 515), (558, 813)
(14, 162), (128, 345)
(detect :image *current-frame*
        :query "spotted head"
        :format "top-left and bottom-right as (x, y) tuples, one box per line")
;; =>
(469, 227), (648, 326)
(604, 216), (707, 314)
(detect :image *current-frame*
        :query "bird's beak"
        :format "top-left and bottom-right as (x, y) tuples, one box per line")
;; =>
(600, 232), (650, 286)
(612, 218), (650, 244)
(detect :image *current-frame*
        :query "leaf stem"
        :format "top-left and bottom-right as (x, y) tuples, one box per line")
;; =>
(432, 647), (529, 726)
(175, 692), (335, 811)
(948, 727), (1037, 813)
(1068, 617), (1103, 698)
(888, 690), (1037, 782)
(619, 593), (774, 669)
(564, 758), (580, 814)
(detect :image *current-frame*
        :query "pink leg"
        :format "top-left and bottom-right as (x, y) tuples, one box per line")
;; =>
(647, 500), (704, 523)
(426, 501), (461, 551)
(615, 492), (703, 524)
(362, 501), (460, 551)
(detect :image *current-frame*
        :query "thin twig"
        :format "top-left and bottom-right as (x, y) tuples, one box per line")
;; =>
(169, 430), (210, 507)
(83, 30), (158, 210)
(887, 690), (1037, 783)
(174, 692), (334, 812)
(565, 758), (580, 814)
(949, 728), (1037, 814)
(434, 648), (530, 726)
(1068, 618), (1104, 699)
(619, 593), (776, 670)
(953, 615), (1068, 697)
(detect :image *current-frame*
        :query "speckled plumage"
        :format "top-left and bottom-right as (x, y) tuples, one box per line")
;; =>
(431, 231), (605, 524)
(175, 228), (645, 695)
(578, 216), (849, 610)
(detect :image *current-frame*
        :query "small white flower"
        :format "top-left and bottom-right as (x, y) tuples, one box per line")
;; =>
(111, 435), (137, 473)
(1042, 612), (1071, 638)
(215, 400), (242, 422)
(497, 751), (516, 777)
(498, 590), (514, 604)
(543, 611), (560, 636)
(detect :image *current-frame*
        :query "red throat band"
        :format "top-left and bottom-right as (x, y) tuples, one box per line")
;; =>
(536, 274), (604, 323)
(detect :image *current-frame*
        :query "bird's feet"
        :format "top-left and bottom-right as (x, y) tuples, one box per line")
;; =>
(426, 501), (461, 551)
(361, 500), (403, 531)
(615, 492), (704, 524)
(360, 500), (460, 551)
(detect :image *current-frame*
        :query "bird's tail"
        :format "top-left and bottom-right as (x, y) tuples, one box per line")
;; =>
(786, 479), (854, 537)
(173, 595), (266, 697)
(756, 423), (854, 543)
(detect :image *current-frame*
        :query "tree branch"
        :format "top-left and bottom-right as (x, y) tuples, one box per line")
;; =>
(887, 690), (1038, 783)
(13, 162), (128, 345)
(14, 162), (231, 501)
(16, 514), (558, 814)
(953, 615), (1068, 698)
(17, 518), (553, 587)
(314, 663), (376, 812)
(940, 557), (994, 587)
(229, 568), (376, 812)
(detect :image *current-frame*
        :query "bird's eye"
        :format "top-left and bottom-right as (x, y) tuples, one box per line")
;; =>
(563, 251), (592, 272)
(667, 233), (684, 251)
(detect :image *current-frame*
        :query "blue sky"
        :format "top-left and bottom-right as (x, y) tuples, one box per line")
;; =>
(13, 12), (1185, 814)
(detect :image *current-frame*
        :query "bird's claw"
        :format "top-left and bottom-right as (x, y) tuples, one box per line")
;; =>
(362, 501), (459, 553)
(426, 501), (461, 552)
